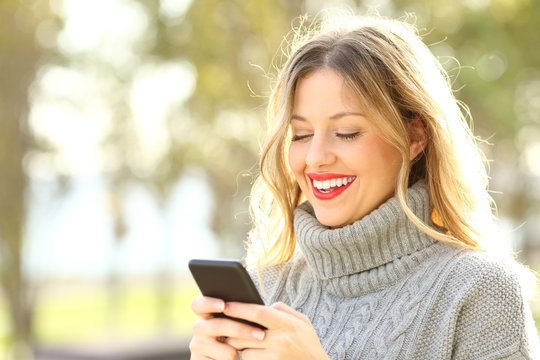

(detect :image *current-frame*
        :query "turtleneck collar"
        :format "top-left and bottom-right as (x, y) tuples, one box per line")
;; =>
(293, 181), (441, 297)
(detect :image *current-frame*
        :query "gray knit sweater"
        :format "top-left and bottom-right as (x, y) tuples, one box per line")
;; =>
(253, 182), (540, 359)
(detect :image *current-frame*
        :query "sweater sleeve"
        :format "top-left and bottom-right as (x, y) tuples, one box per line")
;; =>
(451, 255), (539, 360)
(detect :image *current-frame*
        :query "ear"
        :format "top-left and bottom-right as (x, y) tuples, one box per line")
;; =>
(408, 116), (427, 160)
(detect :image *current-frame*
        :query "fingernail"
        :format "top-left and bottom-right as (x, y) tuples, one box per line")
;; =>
(252, 329), (265, 341)
(214, 301), (224, 312)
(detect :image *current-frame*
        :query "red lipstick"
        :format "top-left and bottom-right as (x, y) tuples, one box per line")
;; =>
(307, 173), (356, 200)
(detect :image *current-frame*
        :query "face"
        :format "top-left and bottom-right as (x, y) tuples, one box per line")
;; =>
(288, 68), (403, 227)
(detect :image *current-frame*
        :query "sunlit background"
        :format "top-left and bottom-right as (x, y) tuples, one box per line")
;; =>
(0, 0), (539, 358)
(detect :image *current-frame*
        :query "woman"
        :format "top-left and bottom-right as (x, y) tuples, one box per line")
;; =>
(190, 16), (539, 359)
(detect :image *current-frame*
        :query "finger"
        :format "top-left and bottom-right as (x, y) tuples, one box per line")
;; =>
(191, 296), (225, 319)
(193, 317), (266, 342)
(271, 302), (311, 323)
(240, 348), (270, 360)
(224, 302), (289, 329)
(225, 336), (265, 351)
(189, 335), (238, 360)
(189, 352), (213, 360)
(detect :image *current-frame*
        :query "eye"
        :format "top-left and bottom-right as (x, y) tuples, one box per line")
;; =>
(336, 132), (361, 140)
(291, 134), (312, 142)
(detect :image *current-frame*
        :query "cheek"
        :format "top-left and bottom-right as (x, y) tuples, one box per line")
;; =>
(369, 139), (403, 177)
(288, 144), (311, 194)
(350, 137), (402, 176)
(379, 140), (402, 168)
(287, 144), (304, 177)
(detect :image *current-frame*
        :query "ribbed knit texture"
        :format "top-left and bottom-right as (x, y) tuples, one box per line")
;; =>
(253, 182), (540, 359)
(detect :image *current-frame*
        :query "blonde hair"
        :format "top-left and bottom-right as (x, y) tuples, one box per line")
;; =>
(247, 16), (495, 266)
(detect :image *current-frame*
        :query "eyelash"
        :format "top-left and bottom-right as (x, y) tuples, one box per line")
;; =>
(337, 132), (360, 140)
(291, 134), (311, 142)
(291, 132), (361, 142)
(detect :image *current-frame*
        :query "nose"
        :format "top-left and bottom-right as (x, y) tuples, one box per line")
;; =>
(305, 134), (335, 169)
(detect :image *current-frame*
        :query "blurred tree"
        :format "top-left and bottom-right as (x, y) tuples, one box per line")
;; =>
(0, 0), (53, 358)
(118, 0), (305, 254)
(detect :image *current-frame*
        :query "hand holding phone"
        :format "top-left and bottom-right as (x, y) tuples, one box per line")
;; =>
(188, 259), (266, 329)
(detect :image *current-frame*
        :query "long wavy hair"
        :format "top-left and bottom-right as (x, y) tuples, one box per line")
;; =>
(247, 16), (495, 266)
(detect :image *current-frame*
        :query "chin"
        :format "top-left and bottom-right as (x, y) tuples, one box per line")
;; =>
(314, 211), (349, 228)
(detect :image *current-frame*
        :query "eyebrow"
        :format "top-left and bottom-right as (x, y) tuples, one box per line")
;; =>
(291, 111), (366, 121)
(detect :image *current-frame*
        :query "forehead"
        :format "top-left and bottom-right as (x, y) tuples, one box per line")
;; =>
(293, 69), (363, 113)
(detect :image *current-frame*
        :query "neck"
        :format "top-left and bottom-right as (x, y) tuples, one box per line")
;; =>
(293, 181), (442, 297)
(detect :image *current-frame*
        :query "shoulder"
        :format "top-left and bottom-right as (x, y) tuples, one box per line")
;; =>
(442, 249), (539, 358)
(441, 248), (537, 317)
(444, 249), (536, 300)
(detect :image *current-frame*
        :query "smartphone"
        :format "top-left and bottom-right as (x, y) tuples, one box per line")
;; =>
(188, 259), (266, 329)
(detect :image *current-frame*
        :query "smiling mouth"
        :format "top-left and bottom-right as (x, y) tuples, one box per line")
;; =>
(308, 174), (356, 200)
(313, 176), (356, 193)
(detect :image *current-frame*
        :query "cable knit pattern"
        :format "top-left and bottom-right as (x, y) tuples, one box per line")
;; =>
(251, 182), (540, 359)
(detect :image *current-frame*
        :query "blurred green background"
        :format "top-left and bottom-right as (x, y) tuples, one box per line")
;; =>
(0, 0), (539, 358)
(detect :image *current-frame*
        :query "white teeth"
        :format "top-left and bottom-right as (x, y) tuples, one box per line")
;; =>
(312, 176), (355, 191)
